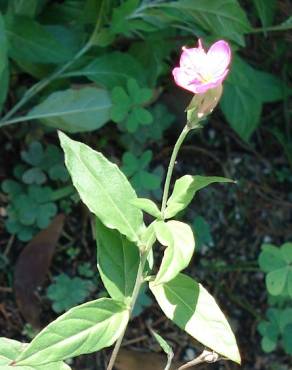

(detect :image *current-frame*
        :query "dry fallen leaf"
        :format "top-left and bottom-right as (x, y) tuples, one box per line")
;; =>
(115, 348), (178, 370)
(14, 214), (65, 329)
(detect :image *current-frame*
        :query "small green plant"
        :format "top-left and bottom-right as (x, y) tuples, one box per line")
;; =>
(258, 242), (292, 355)
(192, 215), (214, 252)
(20, 141), (69, 185)
(47, 273), (94, 313)
(1, 141), (74, 241)
(111, 78), (153, 133)
(2, 181), (57, 241)
(121, 150), (162, 195)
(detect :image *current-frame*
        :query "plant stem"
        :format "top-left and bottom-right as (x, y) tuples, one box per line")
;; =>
(107, 124), (191, 370)
(161, 124), (190, 218)
(0, 1), (105, 127)
(51, 185), (75, 202)
(177, 350), (220, 369)
(106, 234), (154, 370)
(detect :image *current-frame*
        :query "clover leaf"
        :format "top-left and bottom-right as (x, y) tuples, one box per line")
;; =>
(20, 142), (69, 184)
(122, 150), (161, 193)
(47, 274), (94, 313)
(110, 78), (153, 133)
(259, 243), (292, 297)
(258, 308), (292, 355)
(192, 215), (214, 251)
(2, 183), (57, 241)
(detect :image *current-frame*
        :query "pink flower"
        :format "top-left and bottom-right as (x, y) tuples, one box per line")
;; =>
(172, 39), (231, 94)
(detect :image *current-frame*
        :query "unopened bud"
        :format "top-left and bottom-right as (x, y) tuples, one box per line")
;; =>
(186, 84), (223, 128)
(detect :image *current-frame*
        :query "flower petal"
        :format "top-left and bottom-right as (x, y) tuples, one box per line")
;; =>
(180, 47), (207, 74)
(172, 67), (201, 94)
(207, 40), (231, 77)
(195, 71), (228, 94)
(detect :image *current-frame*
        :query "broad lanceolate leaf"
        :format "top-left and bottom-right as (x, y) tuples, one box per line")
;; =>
(154, 221), (195, 284)
(96, 218), (140, 301)
(6, 16), (74, 64)
(253, 0), (276, 27)
(160, 0), (251, 45)
(165, 175), (233, 219)
(221, 56), (285, 141)
(131, 198), (162, 219)
(15, 299), (129, 366)
(59, 133), (143, 243)
(221, 82), (262, 142)
(26, 88), (111, 133)
(150, 273), (241, 364)
(151, 330), (174, 370)
(0, 337), (71, 369)
(73, 52), (144, 89)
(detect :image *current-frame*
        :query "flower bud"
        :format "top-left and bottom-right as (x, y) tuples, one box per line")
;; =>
(186, 84), (223, 128)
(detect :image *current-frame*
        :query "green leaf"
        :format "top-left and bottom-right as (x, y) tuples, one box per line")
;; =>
(276, 16), (292, 31)
(150, 273), (240, 364)
(1, 179), (23, 197)
(151, 330), (174, 370)
(261, 335), (277, 353)
(0, 63), (9, 112)
(192, 216), (213, 251)
(111, 86), (131, 122)
(221, 82), (262, 142)
(161, 0), (251, 45)
(279, 308), (292, 331)
(130, 198), (161, 219)
(0, 12), (8, 112)
(266, 268), (288, 296)
(77, 52), (144, 89)
(259, 243), (292, 297)
(47, 274), (93, 313)
(59, 132), (143, 243)
(22, 168), (47, 185)
(252, 70), (285, 103)
(0, 337), (71, 369)
(282, 324), (292, 355)
(9, 0), (41, 18)
(6, 16), (74, 64)
(281, 243), (292, 263)
(165, 175), (233, 219)
(0, 11), (7, 76)
(259, 244), (286, 273)
(15, 298), (129, 366)
(111, 0), (139, 35)
(253, 0), (276, 27)
(26, 87), (111, 133)
(21, 141), (44, 166)
(221, 56), (286, 141)
(153, 221), (195, 284)
(132, 106), (153, 125)
(96, 218), (140, 301)
(0, 337), (26, 362)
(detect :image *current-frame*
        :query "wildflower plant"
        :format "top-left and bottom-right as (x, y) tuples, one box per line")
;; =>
(0, 40), (241, 369)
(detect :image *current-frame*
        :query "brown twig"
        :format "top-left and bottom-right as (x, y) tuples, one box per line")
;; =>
(177, 350), (221, 369)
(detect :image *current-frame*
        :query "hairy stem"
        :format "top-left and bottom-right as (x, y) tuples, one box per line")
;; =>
(161, 124), (190, 218)
(0, 1), (104, 127)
